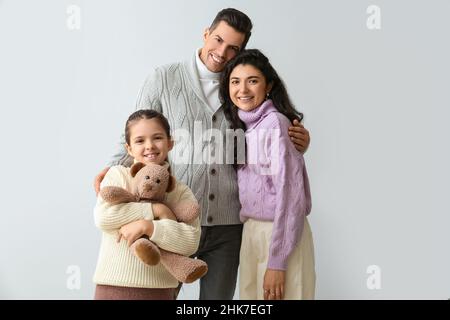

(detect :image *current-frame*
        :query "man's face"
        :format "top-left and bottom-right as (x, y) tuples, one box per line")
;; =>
(200, 21), (246, 73)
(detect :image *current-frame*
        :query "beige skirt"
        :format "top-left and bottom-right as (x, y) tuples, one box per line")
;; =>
(239, 218), (316, 300)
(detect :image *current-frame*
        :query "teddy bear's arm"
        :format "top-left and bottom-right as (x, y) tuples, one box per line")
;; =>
(169, 182), (200, 223)
(100, 186), (138, 205)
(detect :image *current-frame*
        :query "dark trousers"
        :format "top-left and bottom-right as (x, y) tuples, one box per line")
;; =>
(194, 224), (243, 300)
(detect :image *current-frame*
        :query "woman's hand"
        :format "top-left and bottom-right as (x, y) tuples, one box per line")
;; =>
(117, 220), (154, 246)
(263, 269), (285, 300)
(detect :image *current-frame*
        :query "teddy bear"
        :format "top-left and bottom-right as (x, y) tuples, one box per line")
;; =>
(99, 162), (207, 284)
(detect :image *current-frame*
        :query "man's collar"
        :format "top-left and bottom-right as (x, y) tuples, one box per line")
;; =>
(195, 48), (221, 80)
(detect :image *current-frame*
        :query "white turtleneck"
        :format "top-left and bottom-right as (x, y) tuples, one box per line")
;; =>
(195, 48), (221, 111)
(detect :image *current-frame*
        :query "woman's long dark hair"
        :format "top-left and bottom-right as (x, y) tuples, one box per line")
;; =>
(219, 49), (303, 166)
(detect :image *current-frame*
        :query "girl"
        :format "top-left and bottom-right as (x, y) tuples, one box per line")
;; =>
(93, 109), (201, 300)
(220, 49), (315, 300)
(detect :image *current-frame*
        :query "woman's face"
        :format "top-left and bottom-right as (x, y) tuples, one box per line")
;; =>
(229, 63), (272, 112)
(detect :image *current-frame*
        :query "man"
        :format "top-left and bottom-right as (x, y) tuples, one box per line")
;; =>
(94, 8), (310, 300)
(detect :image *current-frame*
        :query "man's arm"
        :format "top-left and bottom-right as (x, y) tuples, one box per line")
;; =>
(108, 134), (133, 168)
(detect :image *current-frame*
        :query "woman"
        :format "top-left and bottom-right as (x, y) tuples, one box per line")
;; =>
(220, 49), (316, 300)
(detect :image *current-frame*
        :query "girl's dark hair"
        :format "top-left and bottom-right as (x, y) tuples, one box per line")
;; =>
(220, 48), (303, 133)
(125, 109), (171, 145)
(209, 8), (253, 50)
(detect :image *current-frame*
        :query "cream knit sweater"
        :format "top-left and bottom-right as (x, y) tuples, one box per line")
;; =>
(93, 165), (201, 288)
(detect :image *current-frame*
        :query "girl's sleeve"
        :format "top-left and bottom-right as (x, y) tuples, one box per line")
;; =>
(267, 119), (311, 271)
(149, 184), (201, 256)
(93, 166), (153, 232)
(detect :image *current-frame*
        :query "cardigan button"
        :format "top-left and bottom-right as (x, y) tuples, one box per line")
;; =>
(212, 115), (217, 122)
(209, 194), (215, 201)
(207, 216), (213, 223)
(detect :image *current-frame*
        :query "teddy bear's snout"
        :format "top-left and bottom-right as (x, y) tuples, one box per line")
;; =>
(144, 183), (154, 192)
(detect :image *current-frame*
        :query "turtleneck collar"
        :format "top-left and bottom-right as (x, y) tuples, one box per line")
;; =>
(238, 99), (278, 130)
(195, 48), (221, 80)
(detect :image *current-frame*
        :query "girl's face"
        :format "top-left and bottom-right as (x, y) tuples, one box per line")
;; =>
(126, 118), (173, 165)
(229, 63), (272, 112)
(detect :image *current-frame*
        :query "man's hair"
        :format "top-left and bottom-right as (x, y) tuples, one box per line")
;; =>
(209, 8), (253, 50)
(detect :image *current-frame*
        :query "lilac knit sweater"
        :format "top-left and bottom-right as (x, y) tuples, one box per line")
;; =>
(237, 99), (312, 270)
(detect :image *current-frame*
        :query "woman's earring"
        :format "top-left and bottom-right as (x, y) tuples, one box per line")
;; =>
(266, 92), (270, 100)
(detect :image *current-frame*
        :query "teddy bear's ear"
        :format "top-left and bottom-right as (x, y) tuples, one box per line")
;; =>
(130, 162), (146, 177)
(166, 175), (176, 193)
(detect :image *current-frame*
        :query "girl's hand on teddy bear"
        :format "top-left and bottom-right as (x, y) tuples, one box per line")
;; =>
(117, 220), (154, 246)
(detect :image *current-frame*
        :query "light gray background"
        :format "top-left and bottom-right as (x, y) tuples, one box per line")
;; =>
(0, 0), (449, 299)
